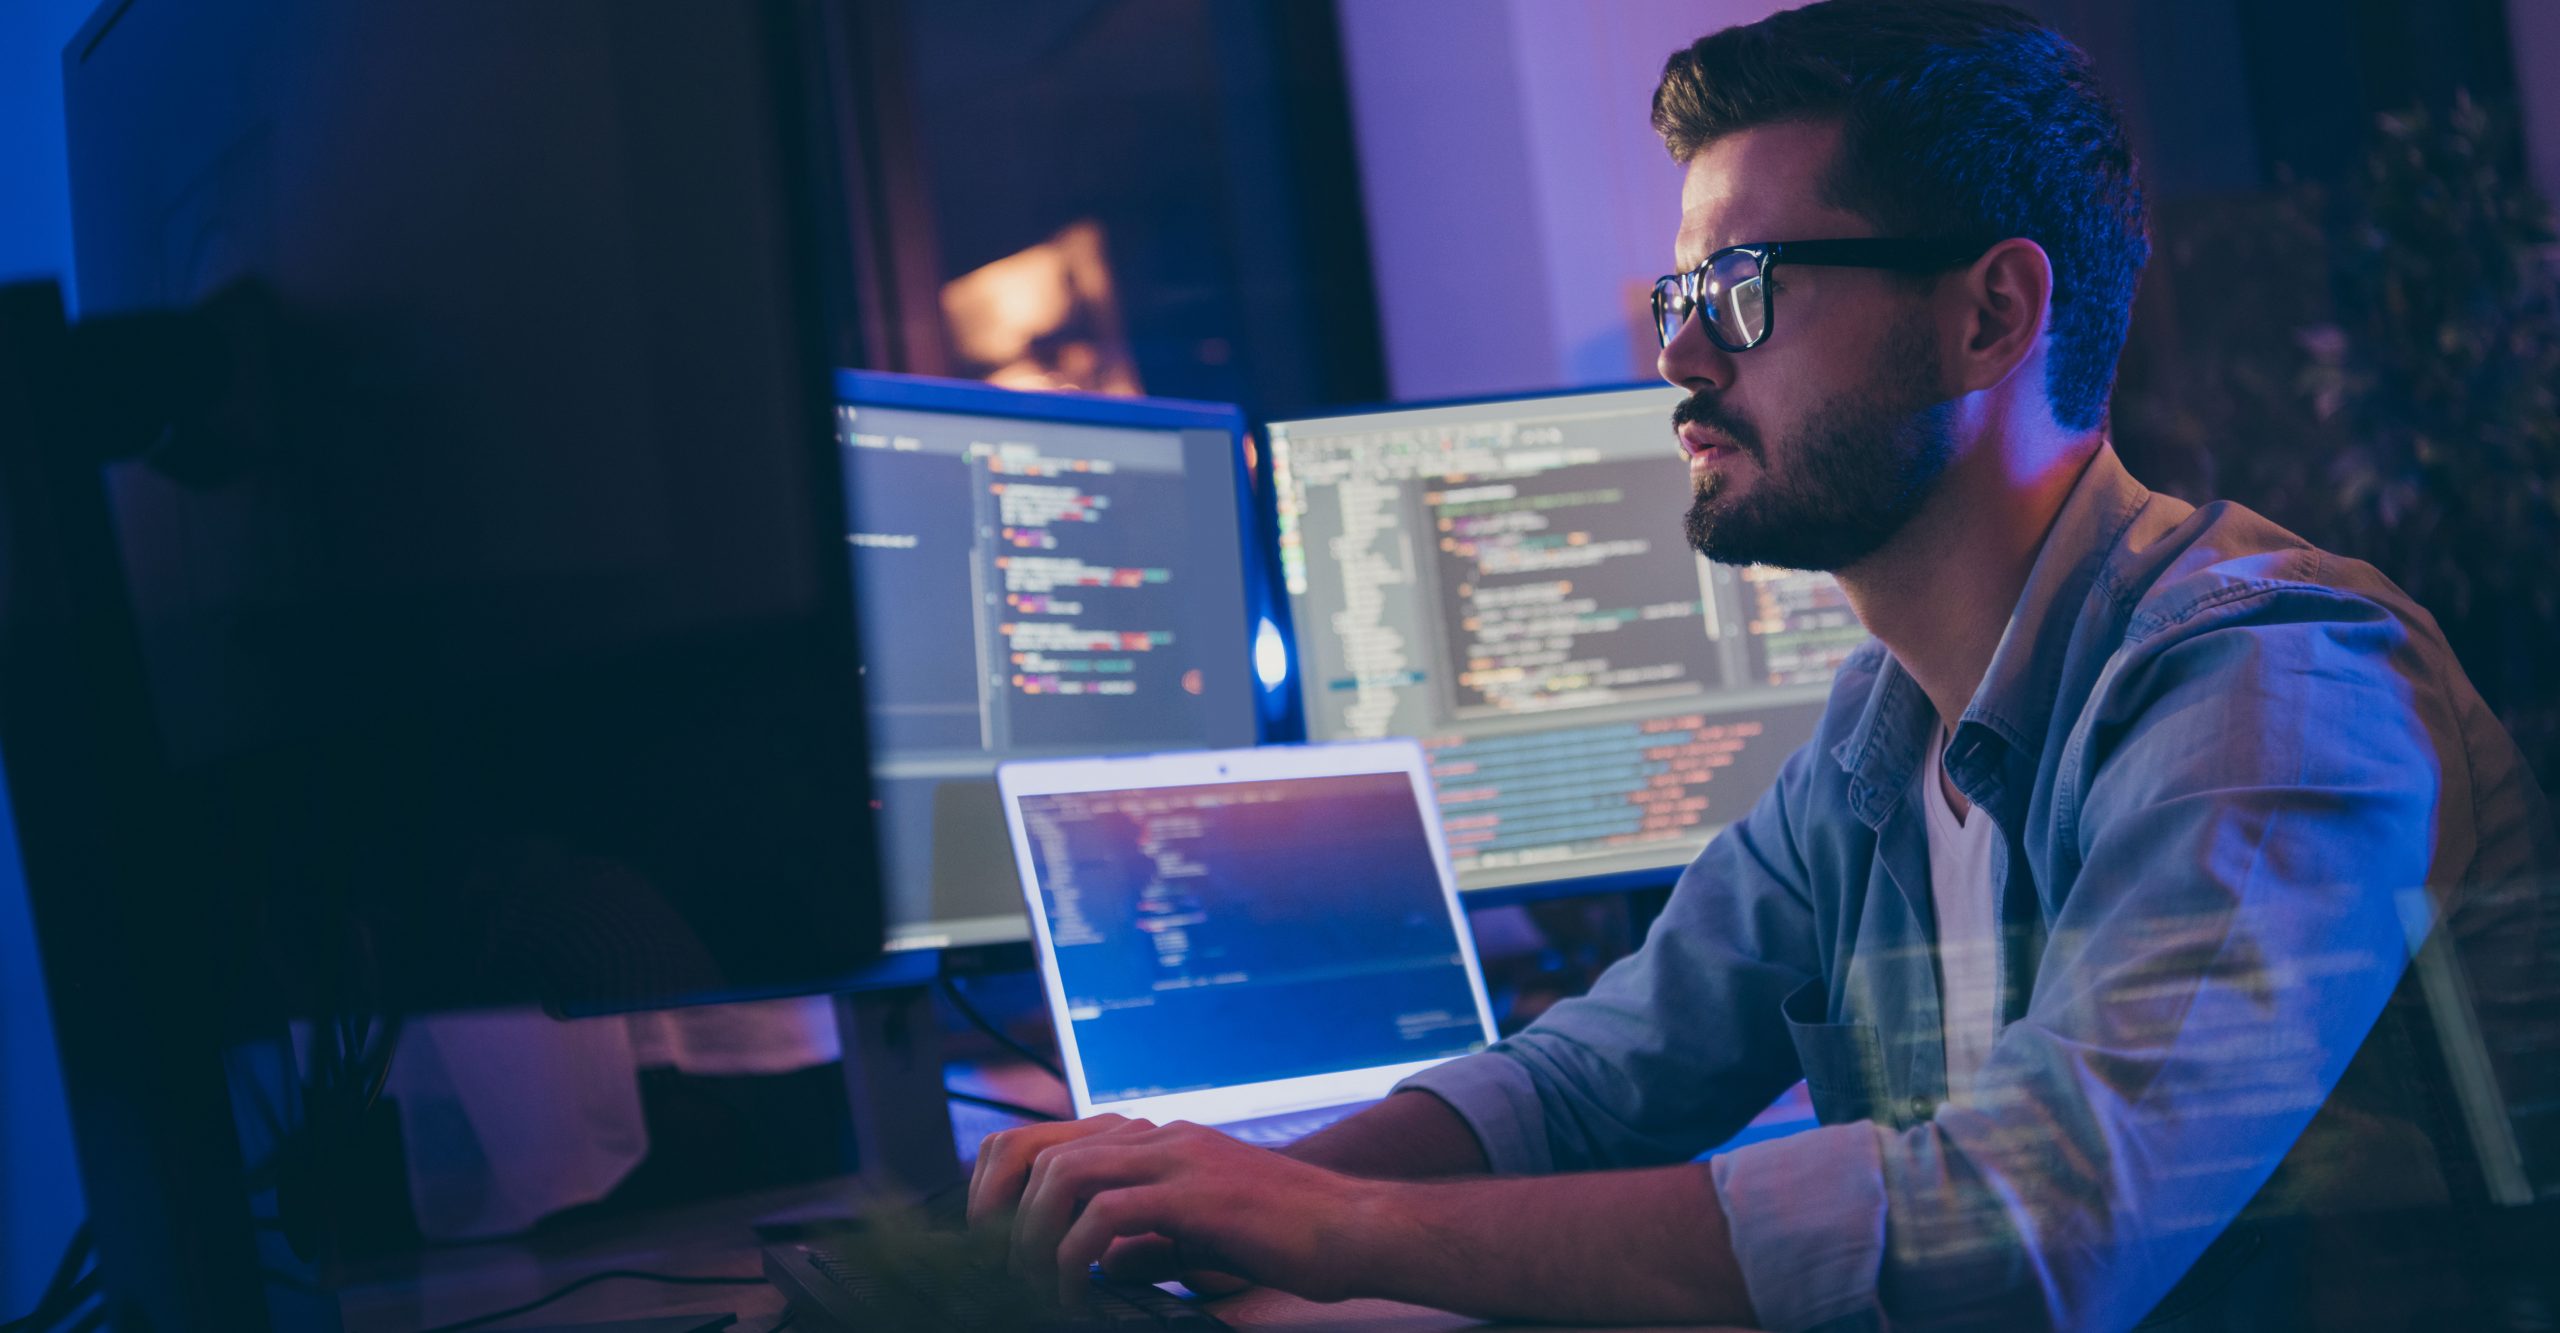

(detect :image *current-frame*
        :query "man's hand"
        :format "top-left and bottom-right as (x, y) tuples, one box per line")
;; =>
(967, 1112), (1148, 1230)
(971, 1115), (1377, 1307)
(968, 1107), (1753, 1325)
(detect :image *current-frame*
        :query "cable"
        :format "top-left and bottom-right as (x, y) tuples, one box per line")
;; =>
(356, 1015), (406, 1111)
(936, 973), (1066, 1082)
(946, 1088), (1066, 1122)
(1, 1224), (94, 1333)
(415, 1270), (765, 1333)
(0, 1278), (94, 1333)
(42, 1272), (100, 1327)
(47, 1271), (101, 1322)
(32, 1224), (90, 1310)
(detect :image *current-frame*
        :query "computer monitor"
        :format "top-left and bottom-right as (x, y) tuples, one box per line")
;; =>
(834, 371), (1263, 951)
(49, 0), (888, 1021)
(35, 2), (892, 1325)
(1270, 385), (1861, 899)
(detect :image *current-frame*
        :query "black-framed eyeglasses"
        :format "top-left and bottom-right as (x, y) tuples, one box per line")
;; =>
(1650, 238), (1994, 352)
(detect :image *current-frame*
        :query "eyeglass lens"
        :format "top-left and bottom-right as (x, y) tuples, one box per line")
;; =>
(1655, 249), (1770, 350)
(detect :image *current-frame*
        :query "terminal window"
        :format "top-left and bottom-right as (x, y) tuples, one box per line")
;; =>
(1271, 387), (1860, 891)
(840, 401), (1255, 948)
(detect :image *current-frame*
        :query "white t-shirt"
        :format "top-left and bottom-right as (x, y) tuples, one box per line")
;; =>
(1921, 724), (2002, 1098)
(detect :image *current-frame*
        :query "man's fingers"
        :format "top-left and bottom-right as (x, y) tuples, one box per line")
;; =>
(967, 1114), (1129, 1227)
(1178, 1268), (1254, 1297)
(1101, 1235), (1254, 1298)
(1056, 1186), (1175, 1309)
(1010, 1132), (1166, 1281)
(1099, 1233), (1181, 1284)
(969, 1113), (1134, 1224)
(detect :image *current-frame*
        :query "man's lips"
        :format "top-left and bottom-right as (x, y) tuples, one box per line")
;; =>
(1679, 423), (1746, 475)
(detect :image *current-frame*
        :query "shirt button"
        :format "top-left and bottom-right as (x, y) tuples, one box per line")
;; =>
(1906, 1096), (1933, 1120)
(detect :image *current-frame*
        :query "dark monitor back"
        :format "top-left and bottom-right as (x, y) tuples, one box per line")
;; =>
(61, 0), (884, 1017)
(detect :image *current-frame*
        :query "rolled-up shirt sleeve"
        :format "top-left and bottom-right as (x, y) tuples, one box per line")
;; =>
(1398, 738), (1831, 1173)
(1712, 1121), (1891, 1331)
(1391, 1036), (1554, 1174)
(1709, 594), (2465, 1330)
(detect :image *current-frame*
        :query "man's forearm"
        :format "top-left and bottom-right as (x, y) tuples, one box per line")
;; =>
(1282, 1089), (1491, 1178)
(1342, 1163), (1758, 1326)
(1275, 1089), (1755, 1321)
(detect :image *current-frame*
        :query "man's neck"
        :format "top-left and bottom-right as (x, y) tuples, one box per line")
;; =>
(1836, 431), (2104, 740)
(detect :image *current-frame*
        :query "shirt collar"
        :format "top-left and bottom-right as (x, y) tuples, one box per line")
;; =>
(1830, 444), (2154, 829)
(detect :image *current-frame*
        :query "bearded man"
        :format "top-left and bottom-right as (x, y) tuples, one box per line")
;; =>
(969, 3), (2551, 1328)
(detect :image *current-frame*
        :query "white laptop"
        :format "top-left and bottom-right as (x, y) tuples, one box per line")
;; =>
(995, 740), (1499, 1145)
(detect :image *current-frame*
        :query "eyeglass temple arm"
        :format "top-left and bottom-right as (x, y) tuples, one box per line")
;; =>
(1765, 238), (1992, 269)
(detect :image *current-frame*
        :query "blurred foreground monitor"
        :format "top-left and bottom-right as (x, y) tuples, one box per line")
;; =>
(54, 0), (887, 1030)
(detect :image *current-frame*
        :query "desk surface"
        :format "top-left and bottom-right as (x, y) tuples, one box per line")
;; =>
(333, 1172), (1731, 1332)
(338, 1056), (1757, 1331)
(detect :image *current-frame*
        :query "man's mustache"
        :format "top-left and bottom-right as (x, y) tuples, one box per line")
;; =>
(1671, 393), (1763, 461)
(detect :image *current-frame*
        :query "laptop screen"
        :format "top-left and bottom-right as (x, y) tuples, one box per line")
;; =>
(1015, 772), (1491, 1106)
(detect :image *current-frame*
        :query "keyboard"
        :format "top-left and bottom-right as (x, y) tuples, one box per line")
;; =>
(764, 1235), (1231, 1332)
(1217, 1100), (1371, 1147)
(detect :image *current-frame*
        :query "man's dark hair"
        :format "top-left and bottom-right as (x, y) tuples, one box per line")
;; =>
(1652, 0), (2147, 431)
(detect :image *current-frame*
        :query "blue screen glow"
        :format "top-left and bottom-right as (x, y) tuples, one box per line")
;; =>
(1018, 772), (1486, 1104)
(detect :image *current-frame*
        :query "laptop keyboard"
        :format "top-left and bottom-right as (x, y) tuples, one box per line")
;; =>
(1219, 1102), (1367, 1147)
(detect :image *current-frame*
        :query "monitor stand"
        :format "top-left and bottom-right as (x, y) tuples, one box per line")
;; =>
(834, 951), (964, 1199)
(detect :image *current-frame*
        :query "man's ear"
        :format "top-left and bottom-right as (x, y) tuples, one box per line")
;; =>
(1950, 237), (2053, 397)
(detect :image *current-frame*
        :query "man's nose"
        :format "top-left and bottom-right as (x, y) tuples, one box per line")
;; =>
(1657, 310), (1734, 395)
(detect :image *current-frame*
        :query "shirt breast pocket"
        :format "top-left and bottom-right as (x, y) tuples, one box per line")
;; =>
(1782, 977), (1890, 1126)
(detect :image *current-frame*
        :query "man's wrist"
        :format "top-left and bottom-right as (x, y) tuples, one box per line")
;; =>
(1300, 1163), (1752, 1324)
(1325, 1174), (1412, 1302)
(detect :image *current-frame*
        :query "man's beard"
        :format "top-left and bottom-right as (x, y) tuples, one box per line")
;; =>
(1681, 318), (1958, 572)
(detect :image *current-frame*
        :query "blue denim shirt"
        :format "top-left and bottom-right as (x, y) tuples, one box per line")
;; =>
(1399, 447), (2548, 1331)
